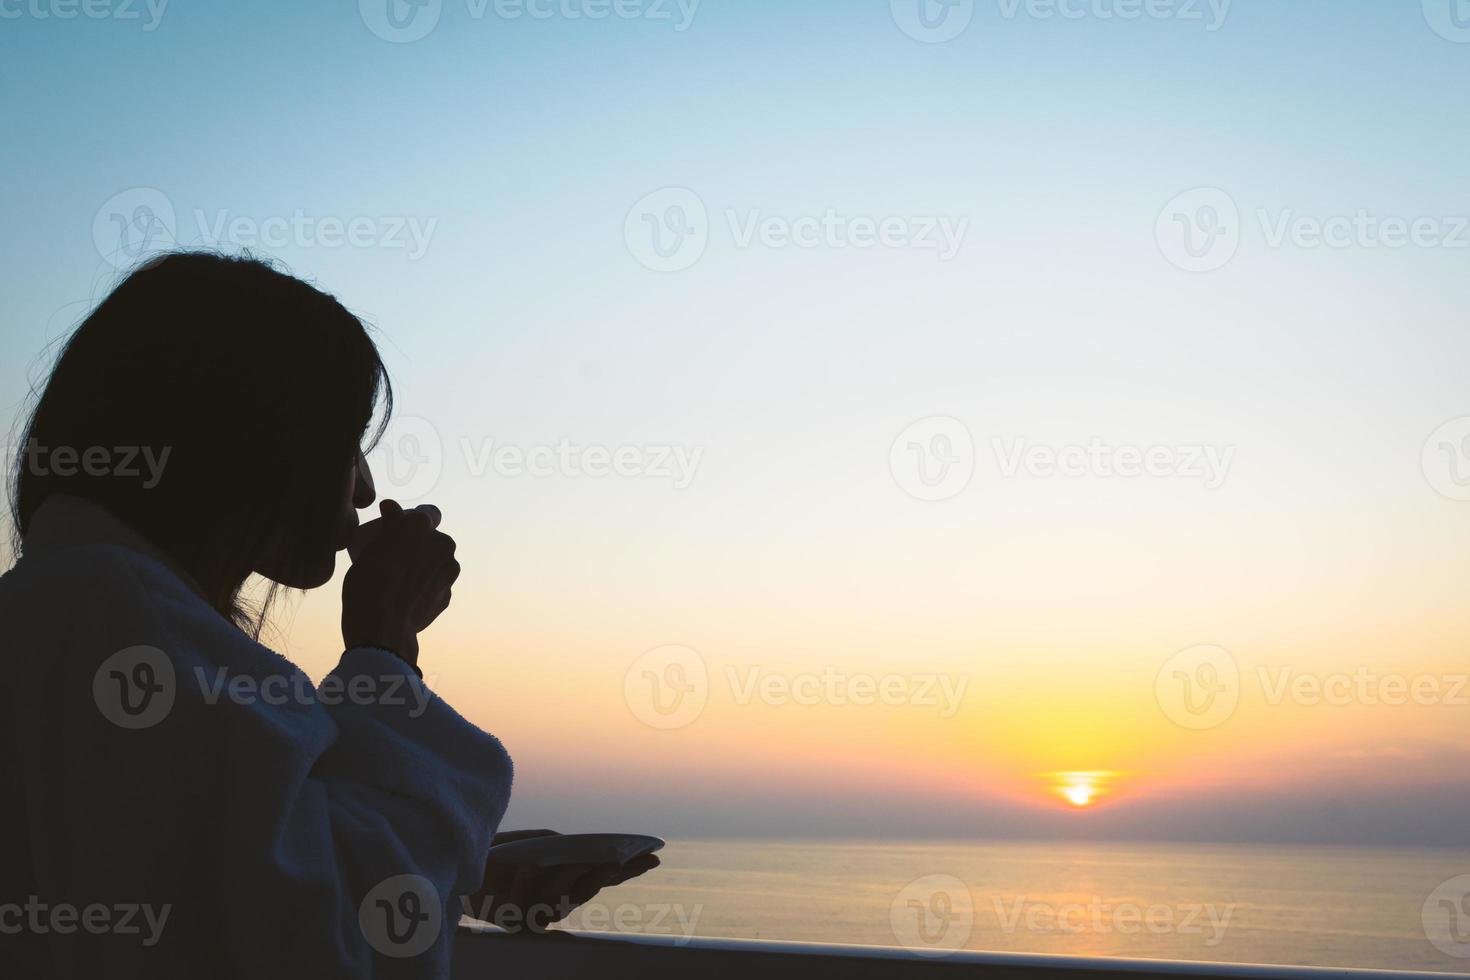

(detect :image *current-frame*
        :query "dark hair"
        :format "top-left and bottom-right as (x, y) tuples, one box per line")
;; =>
(8, 251), (392, 636)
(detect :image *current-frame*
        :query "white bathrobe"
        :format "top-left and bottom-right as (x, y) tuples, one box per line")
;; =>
(0, 495), (513, 978)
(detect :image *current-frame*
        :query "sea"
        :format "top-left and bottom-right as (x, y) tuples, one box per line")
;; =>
(546, 839), (1470, 974)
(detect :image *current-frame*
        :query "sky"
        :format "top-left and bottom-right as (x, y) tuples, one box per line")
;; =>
(1, 0), (1469, 845)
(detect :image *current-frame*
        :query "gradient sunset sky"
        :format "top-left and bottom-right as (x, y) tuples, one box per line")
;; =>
(2, 0), (1469, 845)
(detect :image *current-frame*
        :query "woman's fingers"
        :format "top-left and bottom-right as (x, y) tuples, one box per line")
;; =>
(502, 865), (538, 911)
(608, 853), (660, 886)
(369, 510), (457, 596)
(566, 863), (623, 906)
(482, 855), (659, 933)
(520, 866), (590, 930)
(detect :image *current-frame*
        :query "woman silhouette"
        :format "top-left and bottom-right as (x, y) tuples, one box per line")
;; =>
(0, 252), (653, 977)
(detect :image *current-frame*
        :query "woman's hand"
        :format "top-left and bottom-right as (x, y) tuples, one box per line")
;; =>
(341, 500), (460, 666)
(464, 830), (662, 934)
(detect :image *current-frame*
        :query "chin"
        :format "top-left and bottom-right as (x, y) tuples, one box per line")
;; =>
(266, 552), (337, 590)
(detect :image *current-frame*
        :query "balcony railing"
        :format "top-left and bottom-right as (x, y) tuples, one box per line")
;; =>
(453, 924), (1462, 979)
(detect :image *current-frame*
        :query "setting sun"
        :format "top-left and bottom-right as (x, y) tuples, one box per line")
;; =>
(1046, 771), (1121, 809)
(1062, 784), (1094, 807)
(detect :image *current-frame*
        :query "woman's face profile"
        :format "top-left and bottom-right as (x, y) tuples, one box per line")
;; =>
(255, 452), (377, 590)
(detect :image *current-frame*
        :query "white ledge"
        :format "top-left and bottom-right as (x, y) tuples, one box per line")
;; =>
(453, 924), (1462, 979)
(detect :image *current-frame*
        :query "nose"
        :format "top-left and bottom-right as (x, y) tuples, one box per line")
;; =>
(352, 452), (377, 509)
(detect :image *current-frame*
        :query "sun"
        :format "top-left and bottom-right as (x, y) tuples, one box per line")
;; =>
(1043, 770), (1120, 809)
(1061, 783), (1095, 807)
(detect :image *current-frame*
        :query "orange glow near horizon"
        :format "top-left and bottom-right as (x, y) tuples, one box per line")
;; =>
(269, 575), (1470, 832)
